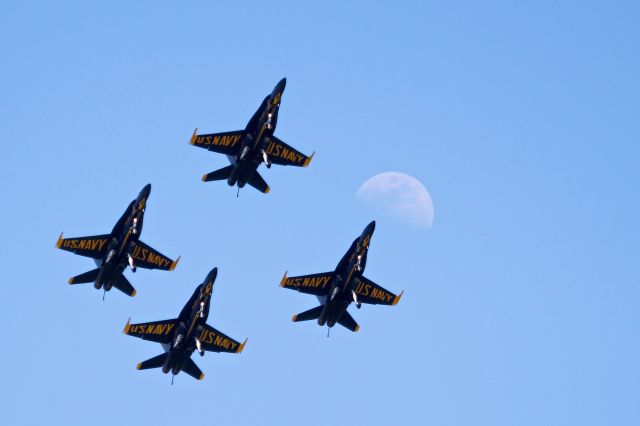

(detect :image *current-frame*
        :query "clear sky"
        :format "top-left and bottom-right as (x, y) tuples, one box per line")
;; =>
(1, 1), (639, 425)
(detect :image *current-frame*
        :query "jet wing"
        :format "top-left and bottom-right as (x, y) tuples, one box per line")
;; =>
(197, 324), (247, 354)
(280, 271), (334, 296)
(123, 318), (177, 344)
(355, 276), (403, 306)
(55, 233), (110, 259)
(189, 128), (244, 155)
(131, 240), (179, 271)
(264, 136), (314, 167)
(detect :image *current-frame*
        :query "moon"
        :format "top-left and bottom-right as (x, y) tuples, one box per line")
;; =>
(356, 172), (434, 228)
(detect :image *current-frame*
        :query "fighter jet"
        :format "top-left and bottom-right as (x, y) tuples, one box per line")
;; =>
(281, 221), (403, 334)
(55, 184), (179, 297)
(189, 78), (314, 194)
(123, 267), (247, 382)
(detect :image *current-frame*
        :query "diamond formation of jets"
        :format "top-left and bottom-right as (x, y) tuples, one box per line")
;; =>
(281, 221), (403, 334)
(123, 267), (247, 382)
(55, 184), (179, 297)
(53, 77), (404, 385)
(189, 78), (314, 194)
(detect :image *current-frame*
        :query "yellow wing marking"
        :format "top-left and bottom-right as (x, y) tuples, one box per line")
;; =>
(303, 151), (315, 168)
(169, 256), (181, 271)
(123, 318), (132, 334)
(236, 338), (248, 354)
(55, 232), (64, 248)
(189, 128), (198, 145)
(392, 290), (404, 306)
(279, 271), (288, 287)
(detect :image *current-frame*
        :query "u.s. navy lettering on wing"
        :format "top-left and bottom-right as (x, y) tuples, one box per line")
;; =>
(355, 282), (394, 303)
(131, 246), (171, 268)
(196, 134), (242, 148)
(264, 141), (305, 165)
(62, 238), (107, 252)
(284, 275), (332, 289)
(199, 329), (238, 351)
(129, 323), (175, 336)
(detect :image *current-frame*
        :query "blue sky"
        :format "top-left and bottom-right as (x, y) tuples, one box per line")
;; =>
(1, 1), (639, 425)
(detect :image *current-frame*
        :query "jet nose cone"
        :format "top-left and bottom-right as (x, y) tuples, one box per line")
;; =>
(205, 267), (218, 283)
(359, 221), (376, 246)
(366, 220), (376, 234)
(141, 183), (151, 198)
(276, 77), (286, 93)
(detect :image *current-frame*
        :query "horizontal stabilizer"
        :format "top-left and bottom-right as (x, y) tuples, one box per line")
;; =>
(68, 268), (100, 285)
(247, 171), (270, 194)
(136, 353), (169, 371)
(202, 165), (234, 182)
(113, 274), (136, 297)
(182, 358), (204, 380)
(337, 310), (360, 332)
(292, 305), (324, 322)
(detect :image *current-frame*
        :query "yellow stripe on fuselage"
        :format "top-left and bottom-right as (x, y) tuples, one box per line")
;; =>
(186, 304), (202, 343)
(117, 228), (132, 258)
(344, 264), (357, 291)
(253, 104), (278, 151)
(253, 123), (267, 150)
(344, 246), (368, 292)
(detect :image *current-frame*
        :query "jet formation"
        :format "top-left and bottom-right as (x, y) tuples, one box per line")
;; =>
(55, 78), (404, 383)
(189, 78), (314, 194)
(123, 267), (247, 381)
(281, 221), (403, 334)
(56, 184), (179, 297)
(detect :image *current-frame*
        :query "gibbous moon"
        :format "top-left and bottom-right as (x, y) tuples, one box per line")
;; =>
(356, 172), (434, 228)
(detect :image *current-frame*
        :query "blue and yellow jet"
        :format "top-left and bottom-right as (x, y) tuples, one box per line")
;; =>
(281, 221), (403, 334)
(55, 184), (179, 297)
(123, 267), (247, 382)
(189, 78), (314, 194)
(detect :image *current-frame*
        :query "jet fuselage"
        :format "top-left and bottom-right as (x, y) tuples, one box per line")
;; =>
(227, 78), (286, 188)
(319, 221), (376, 327)
(161, 269), (215, 375)
(95, 184), (151, 291)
